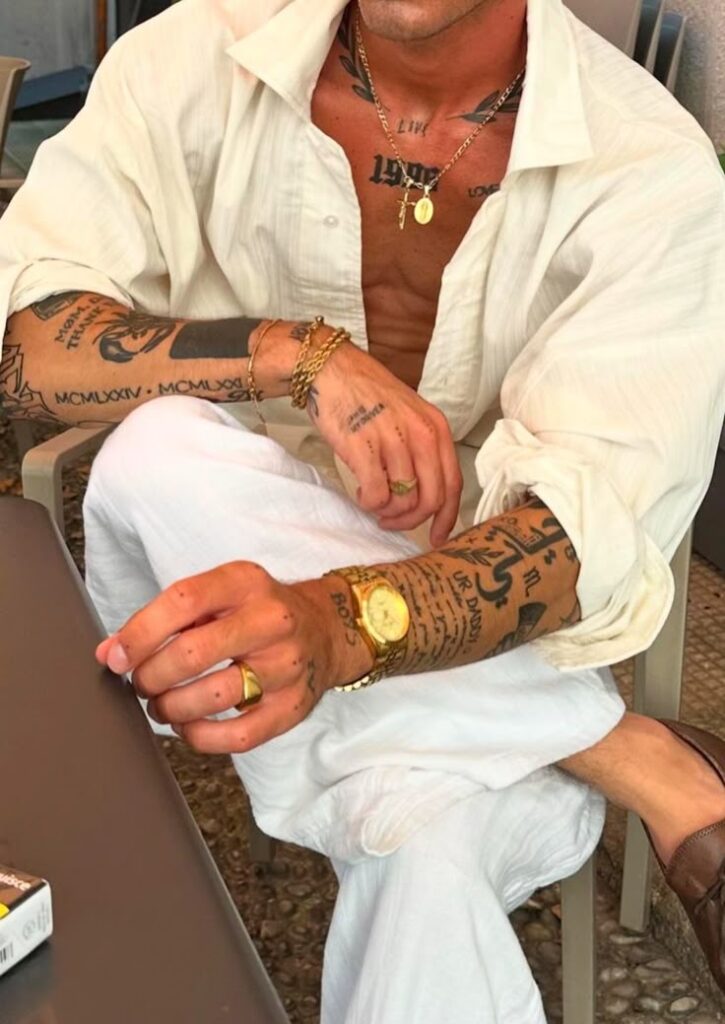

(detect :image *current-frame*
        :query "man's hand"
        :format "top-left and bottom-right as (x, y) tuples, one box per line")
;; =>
(309, 338), (463, 546)
(95, 562), (372, 753)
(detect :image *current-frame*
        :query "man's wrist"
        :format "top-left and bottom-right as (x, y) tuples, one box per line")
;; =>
(292, 575), (374, 688)
(248, 320), (303, 399)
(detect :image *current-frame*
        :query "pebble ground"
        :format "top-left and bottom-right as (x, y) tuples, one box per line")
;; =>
(164, 737), (725, 1024)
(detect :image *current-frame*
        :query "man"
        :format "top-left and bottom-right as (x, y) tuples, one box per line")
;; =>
(1, 0), (724, 1018)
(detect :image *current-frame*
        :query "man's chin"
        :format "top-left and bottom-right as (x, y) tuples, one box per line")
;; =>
(357, 0), (491, 44)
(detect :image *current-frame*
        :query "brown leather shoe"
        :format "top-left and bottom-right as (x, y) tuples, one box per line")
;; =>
(656, 720), (725, 993)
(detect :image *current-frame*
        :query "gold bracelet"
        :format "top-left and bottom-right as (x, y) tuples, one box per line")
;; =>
(246, 319), (281, 425)
(289, 317), (327, 408)
(290, 327), (351, 410)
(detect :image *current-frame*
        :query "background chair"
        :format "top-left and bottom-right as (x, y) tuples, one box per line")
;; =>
(635, 0), (665, 73)
(0, 55), (32, 460)
(654, 12), (688, 94)
(564, 0), (643, 57)
(0, 56), (30, 194)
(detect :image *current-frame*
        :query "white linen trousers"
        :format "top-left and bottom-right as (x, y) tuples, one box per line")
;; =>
(83, 396), (626, 1024)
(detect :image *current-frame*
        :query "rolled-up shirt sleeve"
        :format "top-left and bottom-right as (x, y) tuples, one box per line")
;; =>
(474, 148), (725, 670)
(0, 33), (170, 348)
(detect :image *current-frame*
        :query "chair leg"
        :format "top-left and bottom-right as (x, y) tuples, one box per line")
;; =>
(619, 527), (691, 930)
(11, 419), (36, 461)
(619, 814), (654, 931)
(248, 813), (276, 863)
(561, 856), (597, 1024)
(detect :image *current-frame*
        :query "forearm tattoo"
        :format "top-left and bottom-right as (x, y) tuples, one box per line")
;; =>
(3, 292), (309, 423)
(28, 293), (264, 364)
(375, 497), (581, 675)
(0, 339), (61, 424)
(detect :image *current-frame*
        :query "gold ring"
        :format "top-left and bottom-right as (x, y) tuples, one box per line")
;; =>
(389, 478), (419, 496)
(235, 662), (263, 711)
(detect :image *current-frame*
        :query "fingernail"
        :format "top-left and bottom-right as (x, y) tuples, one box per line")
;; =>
(107, 642), (130, 675)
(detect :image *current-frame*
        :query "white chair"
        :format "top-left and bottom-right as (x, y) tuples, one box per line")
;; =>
(565, 0), (643, 57)
(560, 526), (692, 1023)
(0, 56), (30, 194)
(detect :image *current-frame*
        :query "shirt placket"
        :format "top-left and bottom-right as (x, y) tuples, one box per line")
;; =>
(287, 122), (368, 347)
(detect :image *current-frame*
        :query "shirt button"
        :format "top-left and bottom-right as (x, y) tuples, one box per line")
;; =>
(324, 215), (339, 227)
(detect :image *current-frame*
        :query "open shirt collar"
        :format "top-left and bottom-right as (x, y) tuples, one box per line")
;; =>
(225, 0), (594, 173)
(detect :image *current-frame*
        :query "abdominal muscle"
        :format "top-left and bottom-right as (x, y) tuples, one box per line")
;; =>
(312, 45), (516, 393)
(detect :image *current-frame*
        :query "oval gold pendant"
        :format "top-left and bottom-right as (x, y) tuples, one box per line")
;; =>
(414, 195), (434, 225)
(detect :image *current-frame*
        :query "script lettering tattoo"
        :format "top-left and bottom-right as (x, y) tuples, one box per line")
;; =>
(363, 497), (580, 677)
(30, 291), (85, 321)
(170, 318), (263, 360)
(56, 386), (143, 407)
(337, 8), (374, 103)
(0, 342), (60, 423)
(468, 184), (501, 200)
(370, 155), (441, 191)
(523, 567), (541, 596)
(450, 78), (524, 125)
(459, 503), (568, 608)
(347, 403), (385, 434)
(397, 119), (429, 137)
(53, 295), (118, 352)
(330, 590), (359, 647)
(158, 377), (250, 402)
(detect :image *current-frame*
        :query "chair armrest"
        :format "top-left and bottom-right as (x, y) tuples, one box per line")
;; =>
(632, 523), (693, 719)
(22, 425), (114, 536)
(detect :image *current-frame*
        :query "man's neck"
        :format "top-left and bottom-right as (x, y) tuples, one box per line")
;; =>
(354, 0), (528, 119)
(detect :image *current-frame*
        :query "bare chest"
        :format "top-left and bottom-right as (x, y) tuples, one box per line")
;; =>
(311, 61), (517, 388)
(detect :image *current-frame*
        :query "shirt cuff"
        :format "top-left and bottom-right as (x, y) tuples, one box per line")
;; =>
(474, 419), (674, 671)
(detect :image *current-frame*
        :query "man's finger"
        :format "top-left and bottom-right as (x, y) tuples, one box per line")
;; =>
(349, 441), (391, 513)
(102, 561), (269, 674)
(405, 426), (444, 523)
(378, 440), (419, 516)
(430, 432), (464, 546)
(148, 662), (242, 721)
(132, 602), (295, 697)
(177, 686), (309, 754)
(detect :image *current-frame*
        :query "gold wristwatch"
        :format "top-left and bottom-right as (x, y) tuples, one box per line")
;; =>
(326, 566), (411, 692)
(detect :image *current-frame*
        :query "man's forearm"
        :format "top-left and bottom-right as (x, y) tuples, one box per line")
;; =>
(0, 291), (307, 425)
(326, 496), (581, 681)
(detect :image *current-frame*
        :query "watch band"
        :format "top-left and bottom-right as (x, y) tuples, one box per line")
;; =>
(324, 566), (408, 692)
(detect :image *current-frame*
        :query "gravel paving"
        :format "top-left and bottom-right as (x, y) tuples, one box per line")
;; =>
(164, 734), (724, 1024)
(1, 412), (723, 1023)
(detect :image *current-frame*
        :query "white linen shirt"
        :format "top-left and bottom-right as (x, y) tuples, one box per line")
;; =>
(0, 0), (723, 670)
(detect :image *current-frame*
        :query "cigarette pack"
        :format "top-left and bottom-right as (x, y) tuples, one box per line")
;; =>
(0, 864), (53, 978)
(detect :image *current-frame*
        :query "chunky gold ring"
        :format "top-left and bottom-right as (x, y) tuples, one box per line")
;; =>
(389, 477), (419, 496)
(235, 662), (263, 711)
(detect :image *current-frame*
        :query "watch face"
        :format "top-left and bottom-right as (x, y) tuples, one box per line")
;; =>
(365, 584), (410, 643)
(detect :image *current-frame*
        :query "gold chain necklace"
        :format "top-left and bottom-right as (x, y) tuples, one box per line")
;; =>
(354, 15), (525, 230)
